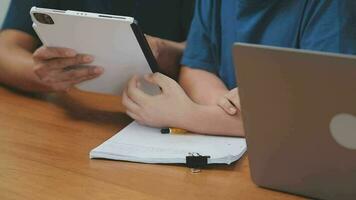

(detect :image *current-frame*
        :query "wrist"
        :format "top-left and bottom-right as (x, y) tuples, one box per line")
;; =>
(177, 104), (245, 136)
(174, 102), (204, 130)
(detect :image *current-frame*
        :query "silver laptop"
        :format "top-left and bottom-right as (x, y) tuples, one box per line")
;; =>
(233, 43), (356, 200)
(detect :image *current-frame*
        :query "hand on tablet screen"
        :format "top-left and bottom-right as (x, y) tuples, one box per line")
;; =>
(32, 46), (104, 92)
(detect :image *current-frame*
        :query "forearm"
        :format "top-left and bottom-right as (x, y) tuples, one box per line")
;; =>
(160, 39), (185, 78)
(0, 31), (49, 92)
(175, 103), (244, 136)
(175, 67), (243, 136)
(179, 66), (229, 105)
(0, 44), (49, 92)
(147, 35), (185, 80)
(162, 39), (185, 53)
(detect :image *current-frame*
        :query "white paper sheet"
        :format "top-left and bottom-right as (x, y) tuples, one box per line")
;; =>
(90, 122), (247, 165)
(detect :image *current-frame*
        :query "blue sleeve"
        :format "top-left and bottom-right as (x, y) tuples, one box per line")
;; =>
(181, 0), (220, 73)
(300, 0), (356, 55)
(1, 0), (59, 38)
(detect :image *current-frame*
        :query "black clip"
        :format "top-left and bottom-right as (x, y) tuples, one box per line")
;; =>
(186, 153), (210, 168)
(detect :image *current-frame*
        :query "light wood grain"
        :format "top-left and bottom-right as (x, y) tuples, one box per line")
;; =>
(0, 86), (305, 200)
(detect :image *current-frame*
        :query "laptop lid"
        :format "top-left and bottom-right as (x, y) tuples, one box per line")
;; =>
(233, 43), (356, 200)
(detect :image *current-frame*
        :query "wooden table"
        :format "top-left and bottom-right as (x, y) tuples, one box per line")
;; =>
(0, 86), (305, 200)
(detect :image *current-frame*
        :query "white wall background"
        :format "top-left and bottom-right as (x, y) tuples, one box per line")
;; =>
(0, 0), (11, 27)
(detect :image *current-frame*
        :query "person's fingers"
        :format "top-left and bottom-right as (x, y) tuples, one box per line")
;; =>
(127, 75), (150, 104)
(46, 80), (75, 92)
(144, 73), (175, 92)
(35, 66), (102, 92)
(218, 97), (237, 115)
(126, 110), (144, 125)
(34, 55), (95, 80)
(55, 66), (103, 82)
(225, 88), (240, 110)
(33, 46), (77, 60)
(70, 74), (101, 85)
(47, 55), (94, 70)
(135, 119), (147, 126)
(53, 72), (101, 92)
(122, 88), (141, 113)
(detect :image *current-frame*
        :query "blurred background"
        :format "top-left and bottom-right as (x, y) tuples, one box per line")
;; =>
(0, 0), (11, 27)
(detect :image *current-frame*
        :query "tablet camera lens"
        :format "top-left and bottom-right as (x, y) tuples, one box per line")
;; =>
(34, 13), (54, 25)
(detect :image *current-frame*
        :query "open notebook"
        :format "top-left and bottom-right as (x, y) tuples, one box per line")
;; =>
(90, 122), (247, 166)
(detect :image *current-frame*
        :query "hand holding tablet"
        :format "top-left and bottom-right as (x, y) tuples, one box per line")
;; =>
(30, 7), (159, 95)
(32, 46), (103, 92)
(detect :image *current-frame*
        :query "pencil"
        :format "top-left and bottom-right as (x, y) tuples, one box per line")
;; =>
(161, 128), (188, 134)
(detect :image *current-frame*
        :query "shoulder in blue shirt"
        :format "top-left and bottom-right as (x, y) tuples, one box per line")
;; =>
(182, 0), (356, 89)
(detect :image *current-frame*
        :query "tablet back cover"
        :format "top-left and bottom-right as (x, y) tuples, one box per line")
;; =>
(31, 8), (158, 95)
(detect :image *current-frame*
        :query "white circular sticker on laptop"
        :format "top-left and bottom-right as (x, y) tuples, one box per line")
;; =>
(330, 113), (356, 150)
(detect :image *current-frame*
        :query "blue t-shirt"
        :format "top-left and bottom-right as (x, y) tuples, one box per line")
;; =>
(181, 0), (356, 89)
(1, 0), (194, 42)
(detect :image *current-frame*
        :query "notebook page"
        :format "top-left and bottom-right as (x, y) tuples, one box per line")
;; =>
(90, 122), (246, 164)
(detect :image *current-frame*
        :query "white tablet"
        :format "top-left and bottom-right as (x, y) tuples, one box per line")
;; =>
(30, 7), (159, 95)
